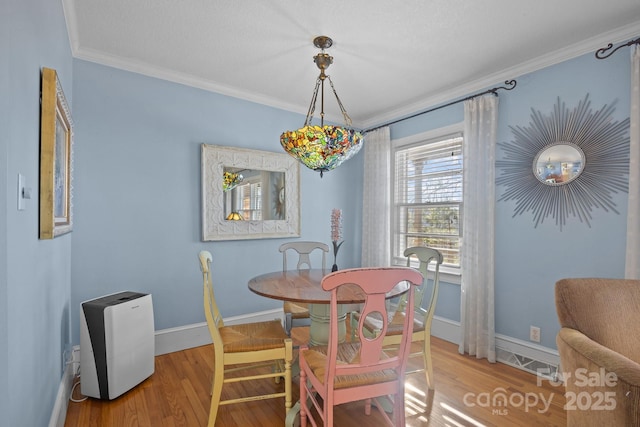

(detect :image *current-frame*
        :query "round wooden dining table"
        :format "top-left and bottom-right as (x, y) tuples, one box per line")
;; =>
(248, 268), (410, 345)
(250, 268), (410, 426)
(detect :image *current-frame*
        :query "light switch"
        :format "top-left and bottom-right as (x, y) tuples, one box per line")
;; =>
(17, 174), (26, 211)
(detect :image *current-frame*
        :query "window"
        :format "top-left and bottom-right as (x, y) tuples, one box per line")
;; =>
(392, 126), (463, 275)
(235, 180), (262, 220)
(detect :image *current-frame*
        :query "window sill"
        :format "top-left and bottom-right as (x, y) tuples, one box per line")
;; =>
(393, 261), (461, 286)
(438, 266), (461, 285)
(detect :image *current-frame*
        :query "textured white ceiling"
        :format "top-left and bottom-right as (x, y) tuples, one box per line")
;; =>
(63, 0), (640, 129)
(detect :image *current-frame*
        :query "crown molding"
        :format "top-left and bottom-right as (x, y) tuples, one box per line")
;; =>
(360, 21), (640, 130)
(63, 0), (640, 131)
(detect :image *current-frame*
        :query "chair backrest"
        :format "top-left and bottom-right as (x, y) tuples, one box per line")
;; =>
(322, 267), (423, 385)
(400, 246), (443, 320)
(199, 251), (224, 357)
(279, 241), (329, 271)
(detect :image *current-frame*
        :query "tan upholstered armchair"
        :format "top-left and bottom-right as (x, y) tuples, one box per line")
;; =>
(555, 278), (640, 426)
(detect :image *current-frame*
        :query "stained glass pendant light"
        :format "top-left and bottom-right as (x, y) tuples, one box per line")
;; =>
(280, 36), (364, 177)
(222, 171), (243, 192)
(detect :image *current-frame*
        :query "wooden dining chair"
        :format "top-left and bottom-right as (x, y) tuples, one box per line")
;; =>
(299, 267), (423, 427)
(351, 246), (443, 389)
(198, 250), (293, 426)
(279, 241), (329, 335)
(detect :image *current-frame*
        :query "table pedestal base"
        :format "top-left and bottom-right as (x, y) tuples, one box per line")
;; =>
(285, 400), (302, 427)
(308, 303), (346, 346)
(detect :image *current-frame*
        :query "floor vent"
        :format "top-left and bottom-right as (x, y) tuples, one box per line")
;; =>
(497, 347), (560, 382)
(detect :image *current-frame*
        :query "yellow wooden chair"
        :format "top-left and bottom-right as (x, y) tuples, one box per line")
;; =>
(279, 241), (329, 335)
(198, 250), (293, 426)
(351, 246), (443, 389)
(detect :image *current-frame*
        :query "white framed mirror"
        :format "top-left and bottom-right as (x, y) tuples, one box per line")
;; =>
(201, 144), (300, 241)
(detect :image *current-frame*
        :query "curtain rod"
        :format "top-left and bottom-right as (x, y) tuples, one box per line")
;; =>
(363, 79), (517, 133)
(595, 36), (640, 59)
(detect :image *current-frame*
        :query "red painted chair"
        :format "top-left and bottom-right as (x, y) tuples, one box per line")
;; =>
(299, 267), (423, 427)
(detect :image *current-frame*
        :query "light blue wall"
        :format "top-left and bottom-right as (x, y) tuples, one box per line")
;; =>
(494, 52), (629, 348)
(70, 60), (364, 341)
(1, 0), (74, 426)
(2, 3), (633, 422)
(0, 2), (9, 421)
(71, 45), (632, 353)
(388, 50), (631, 348)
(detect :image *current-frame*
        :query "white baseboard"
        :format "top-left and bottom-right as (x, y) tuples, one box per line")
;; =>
(154, 308), (283, 355)
(431, 315), (461, 343)
(495, 333), (559, 366)
(51, 309), (558, 426)
(430, 315), (560, 375)
(50, 308), (283, 426)
(49, 350), (78, 427)
(154, 322), (211, 356)
(152, 311), (555, 366)
(494, 333), (560, 379)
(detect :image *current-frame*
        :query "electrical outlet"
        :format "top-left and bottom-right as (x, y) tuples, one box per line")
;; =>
(530, 326), (541, 343)
(72, 345), (80, 376)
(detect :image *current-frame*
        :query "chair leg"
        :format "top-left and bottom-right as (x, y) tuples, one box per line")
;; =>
(423, 334), (434, 390)
(208, 367), (224, 427)
(300, 369), (307, 427)
(284, 351), (292, 412)
(394, 387), (406, 426)
(285, 312), (293, 336)
(350, 312), (358, 341)
(274, 359), (283, 384)
(364, 398), (372, 415)
(325, 397), (334, 427)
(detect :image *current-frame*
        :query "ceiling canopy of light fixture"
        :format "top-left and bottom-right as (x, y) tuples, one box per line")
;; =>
(280, 36), (364, 177)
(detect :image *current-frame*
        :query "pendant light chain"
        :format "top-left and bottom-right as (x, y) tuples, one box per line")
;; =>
(280, 35), (364, 176)
(304, 77), (322, 127)
(303, 76), (354, 128)
(327, 75), (353, 128)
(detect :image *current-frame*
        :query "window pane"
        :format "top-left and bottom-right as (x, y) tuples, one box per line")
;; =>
(393, 133), (463, 269)
(405, 205), (460, 236)
(238, 182), (263, 220)
(406, 236), (460, 266)
(395, 137), (463, 204)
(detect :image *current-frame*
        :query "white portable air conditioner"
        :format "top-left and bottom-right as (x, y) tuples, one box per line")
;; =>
(80, 291), (155, 400)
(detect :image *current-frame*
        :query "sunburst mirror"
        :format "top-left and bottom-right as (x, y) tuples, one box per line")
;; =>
(496, 95), (629, 229)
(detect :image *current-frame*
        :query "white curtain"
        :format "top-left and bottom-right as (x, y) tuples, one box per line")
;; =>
(361, 126), (391, 267)
(459, 95), (498, 362)
(626, 45), (640, 279)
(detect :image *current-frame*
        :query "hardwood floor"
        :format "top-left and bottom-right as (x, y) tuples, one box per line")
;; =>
(64, 332), (567, 426)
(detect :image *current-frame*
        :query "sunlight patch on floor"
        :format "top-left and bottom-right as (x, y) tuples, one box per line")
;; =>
(442, 415), (471, 427)
(406, 382), (427, 398)
(405, 383), (428, 415)
(440, 402), (486, 427)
